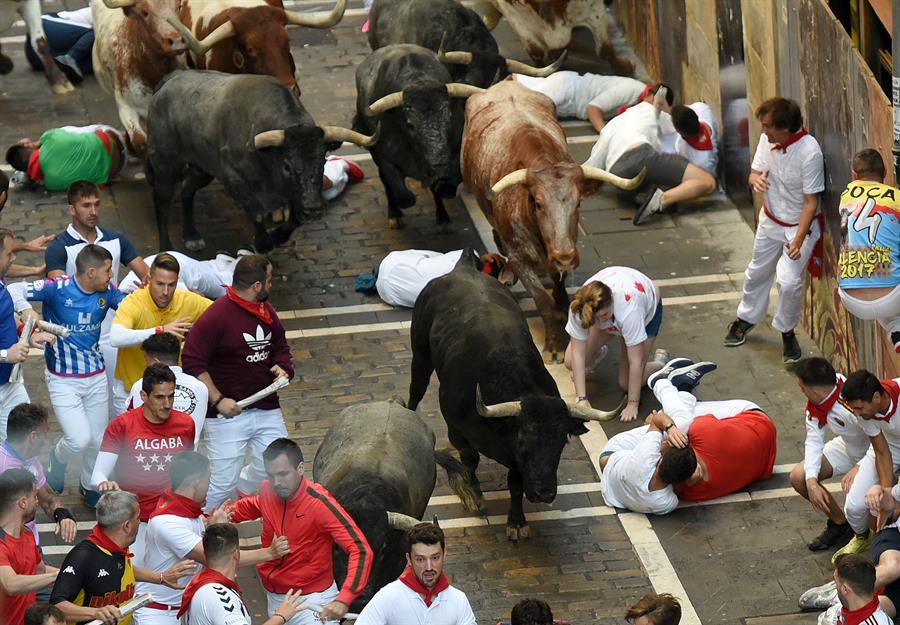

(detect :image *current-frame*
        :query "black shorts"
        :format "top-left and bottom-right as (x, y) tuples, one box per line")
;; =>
(872, 529), (900, 611)
(610, 143), (689, 189)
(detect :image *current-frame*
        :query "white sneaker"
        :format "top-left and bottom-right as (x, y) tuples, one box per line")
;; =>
(817, 603), (840, 625)
(799, 580), (838, 610)
(633, 187), (665, 225)
(652, 348), (669, 367)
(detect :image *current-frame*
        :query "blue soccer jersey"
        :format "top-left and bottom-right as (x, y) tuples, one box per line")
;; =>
(25, 276), (125, 376)
(0, 282), (19, 384)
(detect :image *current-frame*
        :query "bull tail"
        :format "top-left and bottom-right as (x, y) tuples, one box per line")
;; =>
(434, 448), (486, 515)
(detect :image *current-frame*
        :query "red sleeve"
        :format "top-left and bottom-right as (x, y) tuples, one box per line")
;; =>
(181, 307), (220, 378)
(0, 541), (11, 566)
(269, 311), (295, 380)
(99, 417), (126, 453)
(228, 495), (262, 523)
(311, 487), (372, 605)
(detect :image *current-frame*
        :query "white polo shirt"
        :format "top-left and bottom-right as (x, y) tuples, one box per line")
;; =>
(674, 102), (719, 175)
(135, 512), (203, 608)
(751, 131), (824, 224)
(585, 102), (660, 170)
(565, 266), (659, 346)
(376, 249), (464, 308)
(128, 365), (208, 446)
(600, 431), (678, 514)
(355, 579), (476, 625)
(515, 72), (647, 120)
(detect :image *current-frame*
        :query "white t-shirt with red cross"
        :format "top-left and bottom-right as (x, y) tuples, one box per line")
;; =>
(565, 266), (659, 346)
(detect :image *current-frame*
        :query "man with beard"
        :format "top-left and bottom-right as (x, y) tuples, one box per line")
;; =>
(0, 469), (58, 625)
(355, 523), (475, 625)
(182, 255), (294, 509)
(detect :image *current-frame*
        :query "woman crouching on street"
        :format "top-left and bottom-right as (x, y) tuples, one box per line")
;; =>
(564, 266), (668, 422)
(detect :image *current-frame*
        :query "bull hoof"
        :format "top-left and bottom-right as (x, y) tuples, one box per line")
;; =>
(50, 78), (75, 94)
(184, 237), (206, 252)
(0, 54), (13, 75)
(544, 350), (564, 365)
(388, 216), (405, 229)
(506, 524), (530, 541)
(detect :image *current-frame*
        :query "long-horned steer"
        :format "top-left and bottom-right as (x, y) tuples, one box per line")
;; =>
(408, 252), (625, 540)
(368, 0), (563, 89)
(146, 70), (377, 252)
(168, 0), (347, 95)
(461, 80), (643, 359)
(354, 44), (484, 229)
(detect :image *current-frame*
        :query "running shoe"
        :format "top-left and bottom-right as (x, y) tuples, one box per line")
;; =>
(831, 531), (873, 566)
(798, 580), (838, 610)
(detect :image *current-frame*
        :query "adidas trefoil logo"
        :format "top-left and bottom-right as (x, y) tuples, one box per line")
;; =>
(243, 325), (272, 363)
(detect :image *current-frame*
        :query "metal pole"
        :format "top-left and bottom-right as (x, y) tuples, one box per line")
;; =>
(893, 0), (900, 184)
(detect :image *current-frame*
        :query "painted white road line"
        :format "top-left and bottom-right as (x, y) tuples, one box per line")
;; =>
(428, 481), (603, 506)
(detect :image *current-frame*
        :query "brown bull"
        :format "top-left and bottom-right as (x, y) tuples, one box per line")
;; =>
(169, 0), (346, 95)
(461, 80), (642, 359)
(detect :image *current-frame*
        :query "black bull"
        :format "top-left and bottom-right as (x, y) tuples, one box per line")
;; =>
(407, 252), (623, 540)
(353, 44), (482, 229)
(314, 399), (470, 606)
(146, 70), (376, 252)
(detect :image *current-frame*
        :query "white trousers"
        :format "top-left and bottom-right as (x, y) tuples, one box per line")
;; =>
(203, 407), (288, 511)
(844, 447), (900, 535)
(735, 211), (821, 333)
(133, 604), (178, 625)
(603, 379), (760, 454)
(0, 381), (29, 441)
(839, 286), (900, 335)
(267, 582), (339, 625)
(48, 371), (110, 490)
(111, 377), (131, 417)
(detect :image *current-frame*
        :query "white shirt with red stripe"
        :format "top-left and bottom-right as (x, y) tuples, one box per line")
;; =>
(860, 379), (900, 451)
(674, 102), (719, 175)
(750, 131), (824, 225)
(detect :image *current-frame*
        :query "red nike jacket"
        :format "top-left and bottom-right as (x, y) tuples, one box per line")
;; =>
(230, 478), (372, 604)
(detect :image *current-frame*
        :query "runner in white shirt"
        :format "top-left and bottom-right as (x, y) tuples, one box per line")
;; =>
(126, 333), (208, 446)
(789, 358), (896, 554)
(815, 554), (895, 625)
(669, 102), (719, 175)
(724, 97), (825, 364)
(134, 452), (289, 625)
(119, 251), (236, 299)
(355, 523), (475, 625)
(376, 248), (505, 308)
(584, 89), (716, 225)
(178, 523), (304, 625)
(564, 266), (666, 422)
(513, 71), (649, 131)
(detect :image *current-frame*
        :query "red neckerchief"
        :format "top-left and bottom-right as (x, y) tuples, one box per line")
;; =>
(87, 525), (133, 557)
(177, 568), (243, 618)
(806, 380), (844, 427)
(26, 149), (43, 182)
(684, 122), (714, 151)
(616, 84), (654, 115)
(150, 489), (203, 520)
(771, 127), (808, 152)
(226, 286), (272, 324)
(399, 567), (450, 607)
(839, 596), (881, 625)
(874, 380), (900, 422)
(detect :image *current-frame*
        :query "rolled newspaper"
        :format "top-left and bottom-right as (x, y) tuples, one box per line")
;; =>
(8, 316), (35, 384)
(84, 592), (153, 625)
(305, 601), (360, 620)
(236, 376), (290, 409)
(37, 319), (71, 338)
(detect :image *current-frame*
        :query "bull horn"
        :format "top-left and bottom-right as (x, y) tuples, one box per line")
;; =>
(284, 0), (347, 28)
(437, 35), (474, 66)
(581, 165), (646, 191)
(102, 0), (137, 7)
(446, 83), (484, 99)
(366, 91), (404, 116)
(166, 17), (235, 56)
(387, 512), (421, 531)
(487, 168), (528, 200)
(253, 130), (285, 149)
(475, 386), (522, 418)
(567, 394), (627, 422)
(505, 49), (567, 77)
(322, 124), (379, 147)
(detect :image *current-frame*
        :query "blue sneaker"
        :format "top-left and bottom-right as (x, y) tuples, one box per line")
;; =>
(80, 485), (101, 509)
(647, 357), (694, 390)
(46, 448), (66, 494)
(668, 361), (718, 393)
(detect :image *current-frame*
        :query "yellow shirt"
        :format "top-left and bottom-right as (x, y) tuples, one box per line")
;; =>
(112, 288), (212, 388)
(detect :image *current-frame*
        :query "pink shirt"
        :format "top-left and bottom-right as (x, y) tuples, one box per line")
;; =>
(0, 442), (47, 543)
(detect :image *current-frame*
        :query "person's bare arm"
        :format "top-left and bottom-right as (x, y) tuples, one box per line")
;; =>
(0, 564), (56, 594)
(55, 601), (122, 625)
(37, 484), (77, 543)
(198, 371), (241, 418)
(127, 257), (150, 285)
(586, 105), (606, 132)
(786, 193), (819, 260)
(6, 264), (46, 278)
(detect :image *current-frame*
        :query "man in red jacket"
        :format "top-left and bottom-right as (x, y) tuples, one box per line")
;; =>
(228, 438), (373, 625)
(181, 254), (294, 511)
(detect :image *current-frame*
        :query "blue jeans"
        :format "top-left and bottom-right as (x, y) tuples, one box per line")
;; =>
(25, 15), (94, 75)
